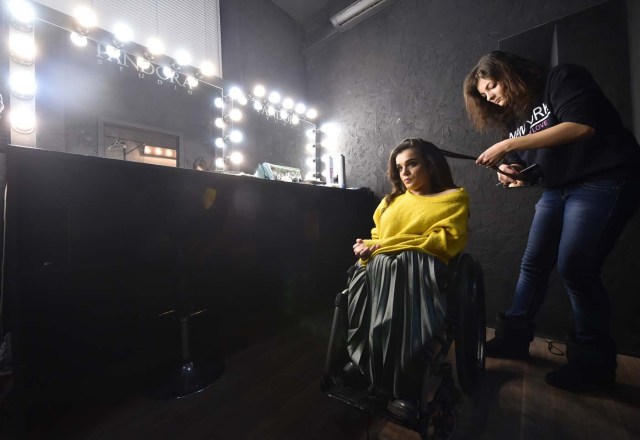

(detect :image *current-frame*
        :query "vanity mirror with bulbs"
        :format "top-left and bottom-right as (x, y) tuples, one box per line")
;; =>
(3, 0), (325, 181)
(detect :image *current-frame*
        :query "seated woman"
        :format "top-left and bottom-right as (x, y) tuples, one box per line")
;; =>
(347, 138), (469, 420)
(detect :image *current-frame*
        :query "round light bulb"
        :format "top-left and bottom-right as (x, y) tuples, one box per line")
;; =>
(279, 109), (289, 120)
(294, 103), (306, 114)
(306, 129), (316, 140)
(10, 72), (36, 99)
(229, 108), (243, 122)
(267, 106), (276, 116)
(215, 158), (225, 168)
(229, 151), (244, 165)
(215, 137), (225, 148)
(200, 60), (215, 76)
(10, 107), (36, 133)
(237, 95), (248, 106)
(282, 98), (294, 110)
(268, 91), (281, 104)
(306, 108), (318, 119)
(160, 66), (175, 79)
(253, 101), (263, 112)
(229, 86), (243, 101)
(74, 6), (97, 29)
(9, 33), (35, 64)
(146, 37), (165, 55)
(175, 49), (192, 66)
(214, 97), (224, 109)
(321, 122), (339, 137)
(186, 76), (199, 88)
(136, 56), (151, 70)
(229, 130), (243, 143)
(9, 0), (35, 25)
(253, 85), (266, 98)
(113, 23), (133, 43)
(215, 118), (225, 128)
(105, 45), (121, 59)
(291, 115), (300, 125)
(70, 32), (88, 47)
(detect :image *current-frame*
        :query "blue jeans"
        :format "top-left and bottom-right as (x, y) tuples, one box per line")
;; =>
(506, 180), (640, 342)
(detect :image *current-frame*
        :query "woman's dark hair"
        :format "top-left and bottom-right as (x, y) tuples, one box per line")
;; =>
(463, 51), (545, 133)
(385, 138), (457, 205)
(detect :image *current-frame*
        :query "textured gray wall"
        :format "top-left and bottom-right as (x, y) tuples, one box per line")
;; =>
(305, 0), (640, 354)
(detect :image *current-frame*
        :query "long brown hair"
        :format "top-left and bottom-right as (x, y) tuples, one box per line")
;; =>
(385, 138), (457, 205)
(463, 51), (545, 133)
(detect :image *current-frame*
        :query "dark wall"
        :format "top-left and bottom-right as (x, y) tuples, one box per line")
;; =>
(305, 0), (640, 354)
(629, 0), (640, 137)
(220, 0), (307, 99)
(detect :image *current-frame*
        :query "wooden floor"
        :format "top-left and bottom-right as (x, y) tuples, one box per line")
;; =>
(1, 323), (639, 440)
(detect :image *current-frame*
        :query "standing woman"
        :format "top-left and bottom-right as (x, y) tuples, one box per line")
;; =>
(348, 138), (469, 419)
(463, 51), (640, 391)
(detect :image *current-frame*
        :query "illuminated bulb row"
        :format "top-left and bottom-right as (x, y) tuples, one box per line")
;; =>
(70, 5), (217, 77)
(252, 84), (317, 120)
(8, 1), (37, 135)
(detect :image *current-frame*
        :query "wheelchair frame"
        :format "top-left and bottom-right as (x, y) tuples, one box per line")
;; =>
(321, 253), (486, 440)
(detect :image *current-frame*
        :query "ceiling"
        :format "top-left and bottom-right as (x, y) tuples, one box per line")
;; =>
(270, 0), (336, 29)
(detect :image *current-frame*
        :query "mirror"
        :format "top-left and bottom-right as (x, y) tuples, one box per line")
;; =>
(6, 2), (317, 178)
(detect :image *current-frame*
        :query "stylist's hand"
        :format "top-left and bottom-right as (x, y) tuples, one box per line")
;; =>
(476, 139), (512, 167)
(497, 164), (524, 187)
(353, 238), (380, 259)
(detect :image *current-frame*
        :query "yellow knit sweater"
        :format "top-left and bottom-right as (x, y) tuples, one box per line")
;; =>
(362, 188), (469, 264)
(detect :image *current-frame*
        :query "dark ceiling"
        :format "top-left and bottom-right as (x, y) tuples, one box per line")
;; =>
(270, 0), (344, 29)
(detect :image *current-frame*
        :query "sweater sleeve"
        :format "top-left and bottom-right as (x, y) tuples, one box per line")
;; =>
(548, 64), (600, 128)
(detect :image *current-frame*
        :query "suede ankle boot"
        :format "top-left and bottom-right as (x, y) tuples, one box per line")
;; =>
(545, 333), (616, 392)
(485, 312), (535, 360)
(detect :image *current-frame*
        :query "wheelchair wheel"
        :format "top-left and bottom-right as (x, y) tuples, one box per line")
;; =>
(452, 255), (486, 395)
(418, 401), (458, 440)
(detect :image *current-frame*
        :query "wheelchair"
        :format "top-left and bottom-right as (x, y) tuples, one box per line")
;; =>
(321, 253), (486, 440)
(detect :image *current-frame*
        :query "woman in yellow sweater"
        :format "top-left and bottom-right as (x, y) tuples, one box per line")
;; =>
(347, 138), (469, 420)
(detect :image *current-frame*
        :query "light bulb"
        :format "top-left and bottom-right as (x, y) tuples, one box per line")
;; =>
(105, 45), (121, 59)
(229, 86), (243, 101)
(175, 49), (192, 66)
(70, 32), (88, 47)
(74, 6), (97, 30)
(214, 97), (224, 109)
(321, 122), (339, 137)
(215, 118), (225, 128)
(253, 101), (263, 112)
(10, 107), (36, 133)
(136, 57), (151, 70)
(229, 151), (243, 165)
(10, 72), (36, 99)
(215, 157), (225, 168)
(295, 103), (306, 114)
(267, 106), (276, 116)
(186, 76), (199, 88)
(200, 61), (215, 76)
(9, 33), (35, 64)
(229, 130), (243, 143)
(306, 108), (318, 119)
(160, 66), (175, 79)
(113, 23), (133, 44)
(268, 91), (281, 104)
(146, 37), (164, 55)
(215, 138), (225, 148)
(9, 0), (35, 25)
(291, 115), (300, 125)
(229, 108), (243, 122)
(279, 109), (289, 120)
(282, 98), (294, 109)
(253, 85), (266, 98)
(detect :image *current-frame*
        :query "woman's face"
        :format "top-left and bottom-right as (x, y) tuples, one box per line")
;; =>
(476, 77), (507, 106)
(395, 148), (431, 195)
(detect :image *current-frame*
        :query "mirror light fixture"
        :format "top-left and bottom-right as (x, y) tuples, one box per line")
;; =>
(10, 106), (36, 134)
(142, 145), (177, 158)
(112, 23), (133, 47)
(9, 33), (36, 65)
(70, 32), (88, 47)
(8, 0), (35, 31)
(10, 71), (36, 100)
(73, 5), (97, 34)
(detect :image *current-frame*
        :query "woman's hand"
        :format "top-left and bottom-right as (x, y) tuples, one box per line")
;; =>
(497, 164), (524, 187)
(353, 238), (380, 259)
(476, 139), (512, 167)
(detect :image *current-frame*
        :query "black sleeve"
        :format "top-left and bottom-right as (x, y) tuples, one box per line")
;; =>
(547, 64), (601, 128)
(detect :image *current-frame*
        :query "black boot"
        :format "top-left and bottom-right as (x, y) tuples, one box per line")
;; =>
(485, 312), (535, 359)
(545, 333), (616, 392)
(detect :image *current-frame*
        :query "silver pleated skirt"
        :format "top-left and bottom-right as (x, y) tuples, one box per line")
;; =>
(346, 251), (447, 399)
